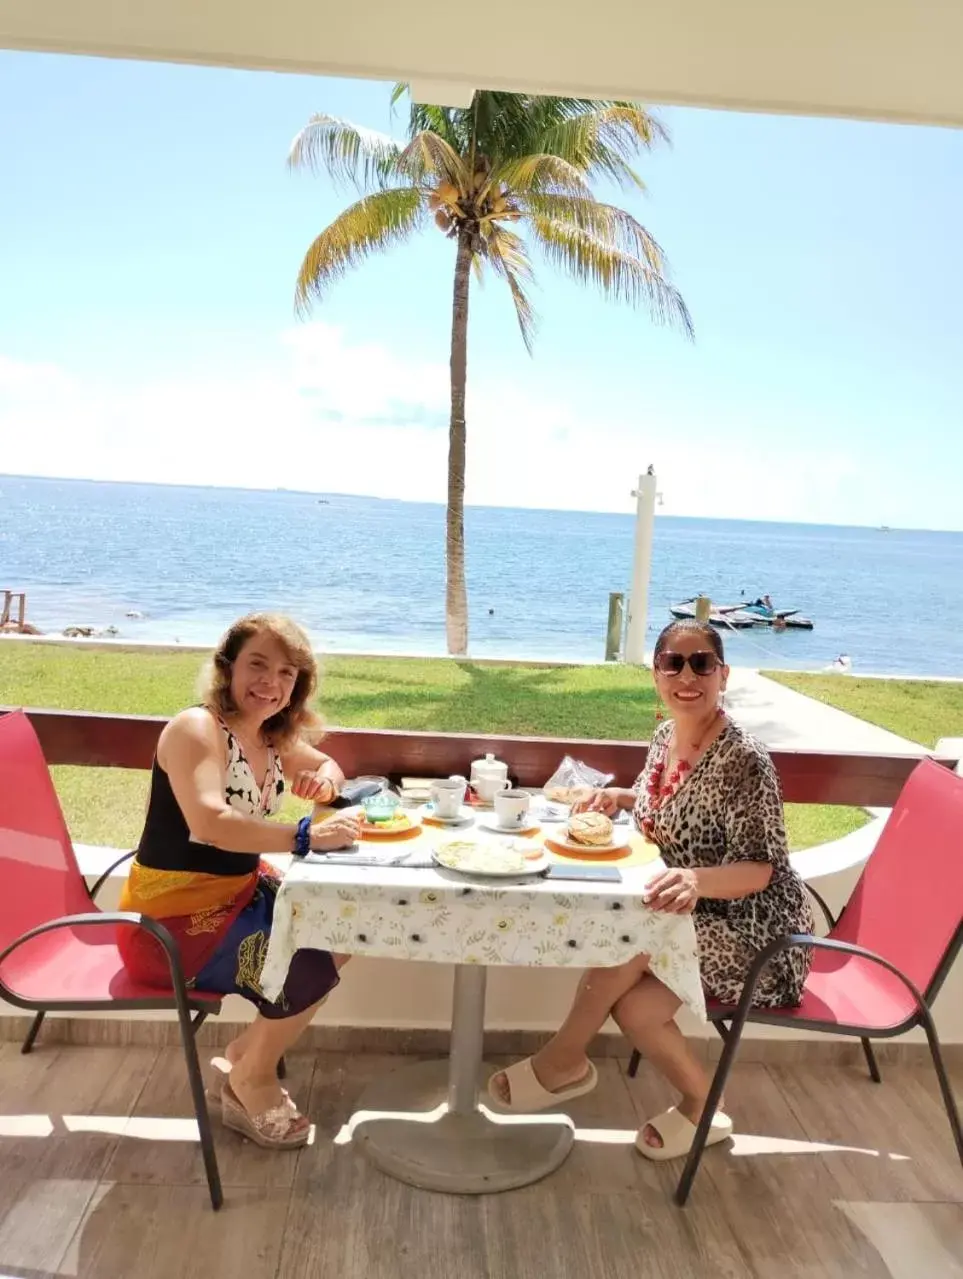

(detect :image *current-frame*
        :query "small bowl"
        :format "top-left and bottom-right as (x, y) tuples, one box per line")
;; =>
(362, 792), (401, 821)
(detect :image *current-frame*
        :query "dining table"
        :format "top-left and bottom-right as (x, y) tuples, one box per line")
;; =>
(259, 798), (706, 1194)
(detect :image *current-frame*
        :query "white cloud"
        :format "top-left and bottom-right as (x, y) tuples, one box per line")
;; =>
(0, 324), (876, 523)
(282, 324), (450, 426)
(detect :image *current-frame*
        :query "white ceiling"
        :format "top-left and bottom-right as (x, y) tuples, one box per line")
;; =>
(1, 0), (961, 128)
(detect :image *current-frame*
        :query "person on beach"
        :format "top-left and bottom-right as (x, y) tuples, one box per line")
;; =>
(119, 612), (358, 1149)
(489, 620), (814, 1162)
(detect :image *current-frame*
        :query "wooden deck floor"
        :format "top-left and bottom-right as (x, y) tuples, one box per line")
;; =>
(0, 1043), (960, 1278)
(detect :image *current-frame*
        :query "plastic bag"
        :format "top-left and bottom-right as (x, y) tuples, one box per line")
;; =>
(542, 755), (614, 803)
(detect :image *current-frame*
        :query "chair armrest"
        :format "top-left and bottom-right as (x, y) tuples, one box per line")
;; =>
(0, 911), (192, 1002)
(804, 885), (836, 931)
(89, 850), (136, 901)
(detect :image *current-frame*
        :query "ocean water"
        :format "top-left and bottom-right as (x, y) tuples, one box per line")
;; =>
(1, 475), (961, 677)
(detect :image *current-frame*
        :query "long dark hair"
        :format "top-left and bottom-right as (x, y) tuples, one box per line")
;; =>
(652, 619), (725, 664)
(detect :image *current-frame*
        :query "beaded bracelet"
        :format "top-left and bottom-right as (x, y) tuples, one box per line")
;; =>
(293, 815), (312, 857)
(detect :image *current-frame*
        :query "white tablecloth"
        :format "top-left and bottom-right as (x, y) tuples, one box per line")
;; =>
(260, 848), (706, 1021)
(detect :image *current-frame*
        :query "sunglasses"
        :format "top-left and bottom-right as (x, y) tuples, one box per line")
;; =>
(654, 650), (724, 677)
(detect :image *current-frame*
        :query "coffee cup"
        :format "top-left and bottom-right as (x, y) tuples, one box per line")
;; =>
(494, 788), (531, 829)
(473, 774), (511, 804)
(431, 776), (467, 819)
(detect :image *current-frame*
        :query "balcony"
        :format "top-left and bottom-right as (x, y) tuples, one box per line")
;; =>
(0, 707), (960, 1275)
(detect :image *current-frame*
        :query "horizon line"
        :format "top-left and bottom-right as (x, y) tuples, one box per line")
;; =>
(0, 471), (955, 536)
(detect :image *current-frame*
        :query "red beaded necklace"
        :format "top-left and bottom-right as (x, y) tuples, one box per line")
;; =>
(641, 709), (725, 840)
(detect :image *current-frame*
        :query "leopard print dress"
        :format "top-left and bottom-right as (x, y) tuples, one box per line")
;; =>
(634, 718), (814, 1007)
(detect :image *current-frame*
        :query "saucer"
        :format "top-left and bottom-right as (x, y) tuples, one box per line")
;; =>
(478, 817), (540, 836)
(420, 805), (475, 827)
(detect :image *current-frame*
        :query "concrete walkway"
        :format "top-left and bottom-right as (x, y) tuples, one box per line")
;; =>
(724, 668), (928, 754)
(722, 670), (924, 886)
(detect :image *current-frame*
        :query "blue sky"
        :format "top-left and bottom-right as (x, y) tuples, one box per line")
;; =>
(1, 51), (962, 529)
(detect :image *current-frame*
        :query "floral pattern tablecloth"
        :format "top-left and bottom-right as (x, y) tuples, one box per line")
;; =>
(260, 845), (706, 1021)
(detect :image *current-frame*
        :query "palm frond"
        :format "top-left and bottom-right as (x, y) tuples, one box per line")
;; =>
(294, 188), (425, 315)
(534, 103), (667, 189)
(472, 92), (540, 158)
(520, 195), (665, 272)
(288, 114), (402, 190)
(490, 96), (592, 157)
(491, 154), (593, 198)
(528, 218), (693, 336)
(391, 85), (469, 153)
(483, 225), (534, 281)
(484, 226), (538, 353)
(398, 130), (470, 189)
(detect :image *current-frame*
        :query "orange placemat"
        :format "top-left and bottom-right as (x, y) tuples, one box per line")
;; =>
(358, 821), (422, 842)
(543, 833), (660, 868)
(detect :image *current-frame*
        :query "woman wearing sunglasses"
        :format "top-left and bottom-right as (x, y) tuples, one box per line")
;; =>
(489, 620), (813, 1161)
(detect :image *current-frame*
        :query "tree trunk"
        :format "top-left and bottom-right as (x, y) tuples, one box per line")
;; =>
(445, 231), (472, 655)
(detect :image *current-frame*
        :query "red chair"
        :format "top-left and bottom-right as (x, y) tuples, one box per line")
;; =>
(0, 709), (224, 1209)
(631, 757), (963, 1205)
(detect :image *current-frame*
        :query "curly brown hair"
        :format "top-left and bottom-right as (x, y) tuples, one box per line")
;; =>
(199, 613), (322, 747)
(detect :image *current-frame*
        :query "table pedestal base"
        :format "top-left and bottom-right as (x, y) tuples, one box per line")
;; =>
(353, 1059), (575, 1194)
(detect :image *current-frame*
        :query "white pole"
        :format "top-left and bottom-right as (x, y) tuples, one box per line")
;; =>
(624, 469), (657, 665)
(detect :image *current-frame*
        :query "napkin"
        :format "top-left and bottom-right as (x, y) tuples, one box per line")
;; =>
(305, 849), (435, 868)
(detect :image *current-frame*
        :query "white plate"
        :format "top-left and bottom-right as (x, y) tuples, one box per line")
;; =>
(419, 805), (475, 826)
(477, 817), (539, 835)
(533, 805), (630, 826)
(432, 837), (549, 878)
(547, 826), (631, 854)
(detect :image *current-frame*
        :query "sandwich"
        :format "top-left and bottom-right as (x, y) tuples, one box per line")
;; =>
(566, 811), (613, 846)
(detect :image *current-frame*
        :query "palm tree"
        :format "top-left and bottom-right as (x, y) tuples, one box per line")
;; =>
(290, 90), (692, 655)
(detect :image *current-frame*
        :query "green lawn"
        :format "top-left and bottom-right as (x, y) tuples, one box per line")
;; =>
(0, 644), (658, 737)
(763, 672), (963, 749)
(1, 642), (866, 851)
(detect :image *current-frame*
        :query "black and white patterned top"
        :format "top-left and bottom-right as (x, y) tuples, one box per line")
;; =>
(218, 718), (285, 817)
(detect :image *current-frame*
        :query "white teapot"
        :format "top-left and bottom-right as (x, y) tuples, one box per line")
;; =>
(470, 752), (510, 803)
(470, 752), (508, 785)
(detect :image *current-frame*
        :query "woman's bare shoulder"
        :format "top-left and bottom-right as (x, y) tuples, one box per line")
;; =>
(158, 706), (222, 762)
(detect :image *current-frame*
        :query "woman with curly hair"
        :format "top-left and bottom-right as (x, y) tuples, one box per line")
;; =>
(119, 613), (357, 1149)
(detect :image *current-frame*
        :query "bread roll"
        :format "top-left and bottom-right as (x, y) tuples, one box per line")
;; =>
(545, 785), (581, 804)
(567, 812), (613, 846)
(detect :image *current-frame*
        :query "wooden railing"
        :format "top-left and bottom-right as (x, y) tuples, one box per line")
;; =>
(4, 707), (955, 808)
